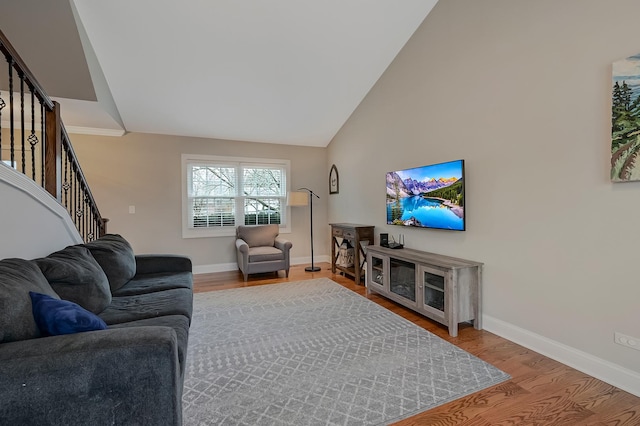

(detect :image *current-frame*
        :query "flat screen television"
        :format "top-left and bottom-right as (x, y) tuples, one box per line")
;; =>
(386, 159), (465, 231)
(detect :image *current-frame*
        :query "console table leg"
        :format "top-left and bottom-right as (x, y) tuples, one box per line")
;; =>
(331, 237), (337, 273)
(449, 323), (458, 338)
(474, 266), (483, 330)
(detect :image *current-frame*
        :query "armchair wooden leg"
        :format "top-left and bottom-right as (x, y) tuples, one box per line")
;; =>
(243, 272), (248, 282)
(285, 269), (289, 278)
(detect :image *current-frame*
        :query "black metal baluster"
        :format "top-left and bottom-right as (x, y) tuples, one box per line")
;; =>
(40, 103), (45, 187)
(67, 149), (73, 220)
(20, 75), (25, 173)
(76, 170), (82, 233)
(0, 90), (4, 156)
(74, 166), (79, 231)
(85, 193), (89, 241)
(75, 172), (79, 233)
(71, 152), (76, 228)
(89, 194), (91, 241)
(83, 188), (87, 240)
(9, 60), (14, 168)
(79, 183), (85, 240)
(69, 152), (73, 226)
(63, 150), (69, 207)
(71, 166), (74, 221)
(29, 90), (39, 180)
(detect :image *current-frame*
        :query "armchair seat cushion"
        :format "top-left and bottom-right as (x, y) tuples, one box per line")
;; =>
(248, 246), (285, 263)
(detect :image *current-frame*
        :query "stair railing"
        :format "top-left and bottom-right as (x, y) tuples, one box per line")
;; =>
(0, 29), (107, 241)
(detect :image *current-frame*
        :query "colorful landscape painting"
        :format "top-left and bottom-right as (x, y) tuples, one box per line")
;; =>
(386, 159), (465, 231)
(612, 53), (640, 182)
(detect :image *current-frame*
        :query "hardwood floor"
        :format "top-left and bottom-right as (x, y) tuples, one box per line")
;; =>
(193, 263), (640, 425)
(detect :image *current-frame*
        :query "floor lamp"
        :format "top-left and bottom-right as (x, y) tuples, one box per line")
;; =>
(287, 188), (321, 272)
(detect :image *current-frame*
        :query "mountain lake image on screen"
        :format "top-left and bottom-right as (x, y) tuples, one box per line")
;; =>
(386, 159), (465, 231)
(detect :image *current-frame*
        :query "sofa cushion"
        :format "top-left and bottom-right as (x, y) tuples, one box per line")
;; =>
(112, 271), (193, 297)
(248, 246), (285, 263)
(30, 292), (108, 336)
(0, 258), (60, 343)
(83, 234), (136, 293)
(35, 245), (111, 314)
(99, 288), (193, 325)
(135, 255), (192, 275)
(236, 224), (279, 247)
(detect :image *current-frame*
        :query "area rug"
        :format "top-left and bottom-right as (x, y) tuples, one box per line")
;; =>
(182, 278), (509, 425)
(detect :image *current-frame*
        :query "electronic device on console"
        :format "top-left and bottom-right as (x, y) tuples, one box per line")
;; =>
(387, 234), (404, 249)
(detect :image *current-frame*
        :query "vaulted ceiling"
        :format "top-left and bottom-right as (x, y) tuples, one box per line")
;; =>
(0, 0), (438, 146)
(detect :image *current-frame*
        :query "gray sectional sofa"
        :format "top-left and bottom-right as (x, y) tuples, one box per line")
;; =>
(0, 234), (193, 425)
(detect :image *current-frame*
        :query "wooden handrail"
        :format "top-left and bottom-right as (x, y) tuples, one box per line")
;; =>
(0, 29), (53, 110)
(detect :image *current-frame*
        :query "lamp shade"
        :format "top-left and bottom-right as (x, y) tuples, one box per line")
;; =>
(287, 191), (308, 206)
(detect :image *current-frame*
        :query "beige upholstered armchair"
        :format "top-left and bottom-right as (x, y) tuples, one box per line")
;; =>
(235, 224), (292, 281)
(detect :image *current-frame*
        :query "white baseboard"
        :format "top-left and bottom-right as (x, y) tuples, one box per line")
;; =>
(192, 255), (331, 275)
(483, 315), (640, 397)
(192, 262), (238, 274)
(290, 255), (331, 267)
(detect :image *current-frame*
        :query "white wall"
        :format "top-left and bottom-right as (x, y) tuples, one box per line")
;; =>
(71, 132), (329, 272)
(0, 164), (82, 259)
(328, 0), (640, 392)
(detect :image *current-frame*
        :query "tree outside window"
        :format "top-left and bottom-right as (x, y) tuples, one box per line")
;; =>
(183, 155), (289, 237)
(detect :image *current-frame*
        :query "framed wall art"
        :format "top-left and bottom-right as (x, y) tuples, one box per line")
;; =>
(329, 164), (339, 194)
(612, 53), (640, 182)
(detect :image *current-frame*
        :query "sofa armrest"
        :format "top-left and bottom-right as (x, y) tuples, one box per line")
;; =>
(236, 239), (249, 274)
(0, 327), (182, 425)
(135, 254), (192, 275)
(274, 236), (292, 253)
(235, 238), (249, 254)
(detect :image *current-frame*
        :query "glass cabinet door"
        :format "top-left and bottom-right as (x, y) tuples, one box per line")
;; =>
(369, 254), (385, 288)
(422, 269), (445, 314)
(389, 257), (416, 302)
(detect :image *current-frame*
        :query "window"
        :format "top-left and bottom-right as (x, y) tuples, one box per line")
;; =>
(182, 154), (291, 238)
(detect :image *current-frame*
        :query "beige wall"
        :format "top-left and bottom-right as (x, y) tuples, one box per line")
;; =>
(328, 0), (640, 384)
(71, 132), (328, 271)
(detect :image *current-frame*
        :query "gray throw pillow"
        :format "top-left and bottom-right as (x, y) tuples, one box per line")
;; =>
(0, 258), (60, 343)
(35, 245), (112, 314)
(83, 234), (136, 292)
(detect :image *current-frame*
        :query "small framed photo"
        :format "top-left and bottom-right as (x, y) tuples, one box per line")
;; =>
(329, 164), (339, 194)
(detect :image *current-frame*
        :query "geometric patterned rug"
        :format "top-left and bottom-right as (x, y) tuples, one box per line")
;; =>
(182, 278), (510, 425)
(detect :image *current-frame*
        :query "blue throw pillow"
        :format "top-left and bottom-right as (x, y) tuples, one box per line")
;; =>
(29, 292), (107, 336)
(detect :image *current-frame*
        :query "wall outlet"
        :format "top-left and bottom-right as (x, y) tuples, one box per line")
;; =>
(614, 332), (640, 351)
(128, 205), (135, 214)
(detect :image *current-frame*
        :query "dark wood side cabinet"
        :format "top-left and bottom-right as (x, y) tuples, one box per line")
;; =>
(330, 223), (374, 283)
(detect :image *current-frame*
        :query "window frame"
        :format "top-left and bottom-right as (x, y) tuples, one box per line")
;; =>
(181, 154), (292, 238)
